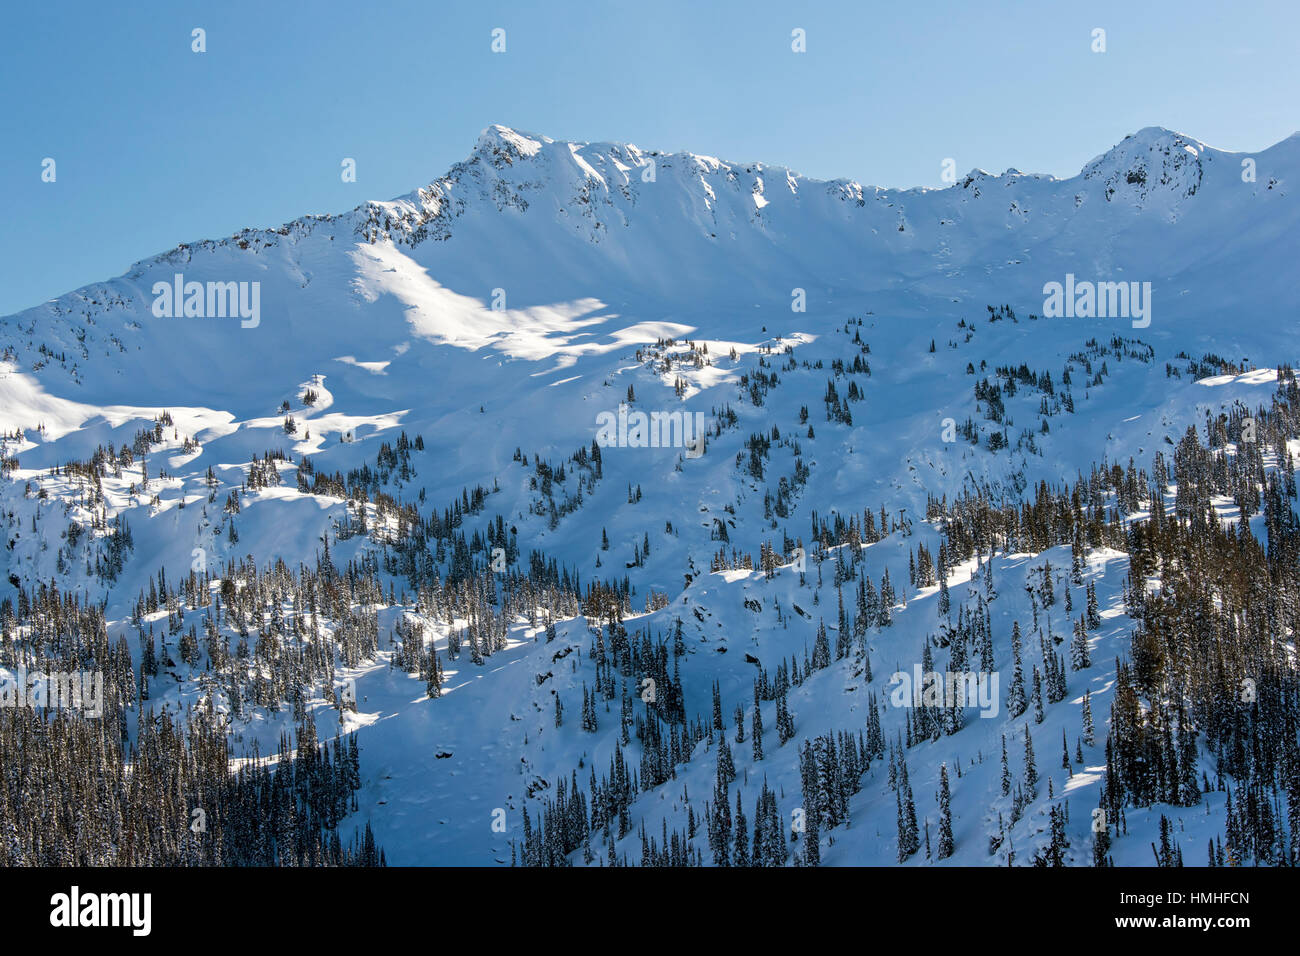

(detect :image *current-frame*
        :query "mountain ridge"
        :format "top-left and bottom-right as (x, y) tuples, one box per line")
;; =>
(95, 123), (1292, 282)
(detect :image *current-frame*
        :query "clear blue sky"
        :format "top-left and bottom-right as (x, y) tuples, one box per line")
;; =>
(1, 0), (1296, 316)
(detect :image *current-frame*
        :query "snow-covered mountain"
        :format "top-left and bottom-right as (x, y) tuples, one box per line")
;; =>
(2, 125), (1298, 867)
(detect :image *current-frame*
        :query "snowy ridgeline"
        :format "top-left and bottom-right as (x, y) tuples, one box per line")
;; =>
(0, 124), (1298, 866)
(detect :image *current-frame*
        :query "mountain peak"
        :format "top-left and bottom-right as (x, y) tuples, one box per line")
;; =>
(473, 124), (548, 163)
(1128, 125), (1205, 146)
(1080, 127), (1214, 206)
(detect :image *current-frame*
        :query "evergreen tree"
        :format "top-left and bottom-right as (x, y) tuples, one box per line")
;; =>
(1070, 613), (1091, 669)
(937, 763), (954, 859)
(1023, 727), (1039, 798)
(1007, 622), (1027, 718)
(896, 758), (920, 860)
(733, 789), (750, 867)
